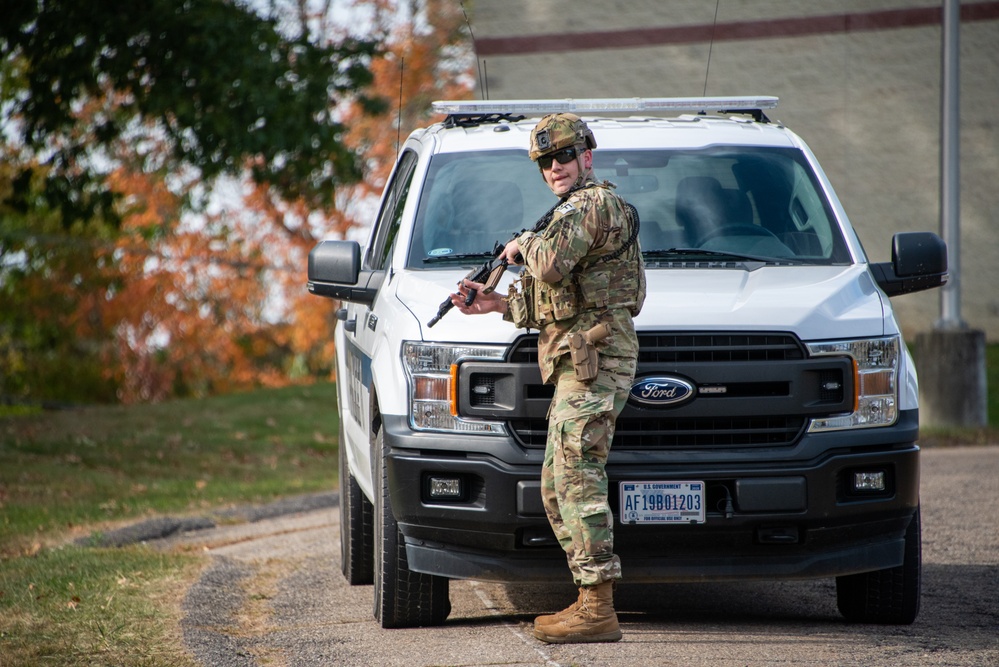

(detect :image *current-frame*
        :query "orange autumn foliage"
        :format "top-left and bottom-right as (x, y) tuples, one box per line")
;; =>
(258, 0), (475, 382)
(86, 0), (474, 402)
(100, 165), (281, 402)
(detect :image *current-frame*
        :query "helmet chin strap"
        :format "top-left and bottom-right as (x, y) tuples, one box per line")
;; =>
(573, 155), (588, 188)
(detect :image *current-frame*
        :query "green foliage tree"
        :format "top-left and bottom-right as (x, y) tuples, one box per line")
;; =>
(0, 158), (121, 404)
(1, 0), (377, 217)
(0, 0), (378, 404)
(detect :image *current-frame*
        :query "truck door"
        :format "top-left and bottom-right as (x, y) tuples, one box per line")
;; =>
(340, 149), (420, 488)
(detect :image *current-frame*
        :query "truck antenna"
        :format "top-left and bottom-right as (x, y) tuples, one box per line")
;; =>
(458, 1), (487, 99)
(396, 56), (404, 158)
(703, 0), (721, 96)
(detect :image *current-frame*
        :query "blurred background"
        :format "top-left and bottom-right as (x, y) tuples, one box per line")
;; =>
(470, 0), (999, 345)
(2, 0), (996, 408)
(1, 0), (475, 406)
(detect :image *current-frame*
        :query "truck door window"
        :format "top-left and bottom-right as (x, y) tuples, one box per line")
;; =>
(369, 149), (419, 270)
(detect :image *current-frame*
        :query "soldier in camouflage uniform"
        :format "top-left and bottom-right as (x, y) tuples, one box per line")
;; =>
(450, 112), (646, 644)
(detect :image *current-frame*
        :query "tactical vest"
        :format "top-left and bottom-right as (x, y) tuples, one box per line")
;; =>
(507, 185), (645, 329)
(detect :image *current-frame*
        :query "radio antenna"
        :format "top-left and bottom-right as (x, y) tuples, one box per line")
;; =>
(703, 0), (721, 96)
(397, 56), (404, 158)
(458, 1), (486, 99)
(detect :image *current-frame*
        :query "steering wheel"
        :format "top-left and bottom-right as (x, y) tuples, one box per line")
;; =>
(696, 224), (780, 247)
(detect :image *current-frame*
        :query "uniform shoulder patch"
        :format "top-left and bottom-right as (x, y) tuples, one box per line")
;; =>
(555, 201), (577, 216)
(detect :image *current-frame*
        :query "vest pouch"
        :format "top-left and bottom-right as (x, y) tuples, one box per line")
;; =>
(507, 276), (535, 329)
(533, 281), (575, 323)
(551, 288), (580, 320)
(578, 268), (611, 309)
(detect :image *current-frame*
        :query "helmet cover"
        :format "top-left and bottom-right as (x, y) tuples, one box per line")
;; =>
(529, 112), (597, 161)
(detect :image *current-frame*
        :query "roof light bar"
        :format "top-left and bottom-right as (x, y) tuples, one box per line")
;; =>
(431, 96), (778, 116)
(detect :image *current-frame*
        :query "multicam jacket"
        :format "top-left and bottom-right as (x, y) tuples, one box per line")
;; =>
(505, 173), (646, 384)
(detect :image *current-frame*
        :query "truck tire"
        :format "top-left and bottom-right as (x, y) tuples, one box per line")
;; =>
(338, 422), (374, 585)
(372, 426), (450, 628)
(836, 506), (921, 624)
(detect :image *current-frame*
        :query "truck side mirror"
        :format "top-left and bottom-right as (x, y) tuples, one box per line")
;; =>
(870, 232), (948, 297)
(307, 240), (384, 305)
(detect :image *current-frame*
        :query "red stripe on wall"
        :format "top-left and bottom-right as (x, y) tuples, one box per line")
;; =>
(475, 2), (999, 56)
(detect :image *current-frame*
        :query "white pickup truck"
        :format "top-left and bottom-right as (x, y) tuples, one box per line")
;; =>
(308, 97), (947, 628)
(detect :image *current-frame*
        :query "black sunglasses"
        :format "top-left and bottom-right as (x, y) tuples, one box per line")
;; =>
(538, 147), (578, 170)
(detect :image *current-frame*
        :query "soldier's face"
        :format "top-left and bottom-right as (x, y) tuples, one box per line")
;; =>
(541, 148), (591, 196)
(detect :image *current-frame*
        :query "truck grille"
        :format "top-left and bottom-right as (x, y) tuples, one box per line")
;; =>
(507, 332), (813, 450)
(509, 332), (806, 365)
(637, 332), (805, 363)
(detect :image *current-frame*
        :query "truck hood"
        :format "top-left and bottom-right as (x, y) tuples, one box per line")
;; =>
(398, 264), (889, 343)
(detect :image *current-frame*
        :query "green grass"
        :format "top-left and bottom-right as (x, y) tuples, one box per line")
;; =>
(0, 381), (339, 667)
(0, 545), (203, 666)
(1, 381), (340, 556)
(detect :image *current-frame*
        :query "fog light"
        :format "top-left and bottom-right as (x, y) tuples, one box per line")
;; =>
(428, 476), (464, 500)
(853, 471), (886, 492)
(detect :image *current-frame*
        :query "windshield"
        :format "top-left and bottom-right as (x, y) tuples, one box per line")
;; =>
(406, 146), (851, 268)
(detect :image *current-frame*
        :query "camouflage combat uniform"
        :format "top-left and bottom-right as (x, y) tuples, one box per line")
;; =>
(505, 174), (646, 587)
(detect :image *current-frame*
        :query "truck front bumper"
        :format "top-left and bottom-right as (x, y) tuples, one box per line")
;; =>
(382, 412), (920, 583)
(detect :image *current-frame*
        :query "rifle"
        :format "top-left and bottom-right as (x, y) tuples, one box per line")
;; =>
(427, 241), (510, 328)
(425, 183), (594, 328)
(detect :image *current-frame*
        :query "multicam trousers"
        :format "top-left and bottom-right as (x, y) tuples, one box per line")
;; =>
(541, 352), (637, 587)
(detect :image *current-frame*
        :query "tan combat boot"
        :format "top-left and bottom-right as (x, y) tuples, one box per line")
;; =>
(533, 580), (622, 644)
(534, 586), (587, 629)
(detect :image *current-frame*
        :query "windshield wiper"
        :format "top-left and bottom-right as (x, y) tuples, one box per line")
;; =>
(423, 252), (496, 264)
(643, 247), (805, 265)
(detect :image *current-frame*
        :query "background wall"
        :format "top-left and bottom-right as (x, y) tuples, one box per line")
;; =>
(469, 0), (999, 341)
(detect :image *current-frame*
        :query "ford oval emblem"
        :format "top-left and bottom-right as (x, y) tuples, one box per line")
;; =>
(630, 376), (695, 407)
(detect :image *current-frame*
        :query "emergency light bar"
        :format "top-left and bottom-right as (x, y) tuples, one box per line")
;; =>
(431, 96), (779, 116)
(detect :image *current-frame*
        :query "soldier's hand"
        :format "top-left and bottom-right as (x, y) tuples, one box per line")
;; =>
(450, 278), (507, 316)
(500, 238), (523, 265)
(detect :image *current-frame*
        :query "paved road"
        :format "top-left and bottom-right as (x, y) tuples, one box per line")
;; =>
(167, 446), (999, 666)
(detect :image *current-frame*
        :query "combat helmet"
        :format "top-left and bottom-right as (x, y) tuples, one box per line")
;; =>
(528, 112), (597, 162)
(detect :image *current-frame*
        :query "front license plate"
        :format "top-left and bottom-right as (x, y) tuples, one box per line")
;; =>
(619, 481), (706, 524)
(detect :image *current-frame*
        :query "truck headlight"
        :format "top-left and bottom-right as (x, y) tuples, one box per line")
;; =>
(402, 342), (507, 433)
(806, 336), (899, 432)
